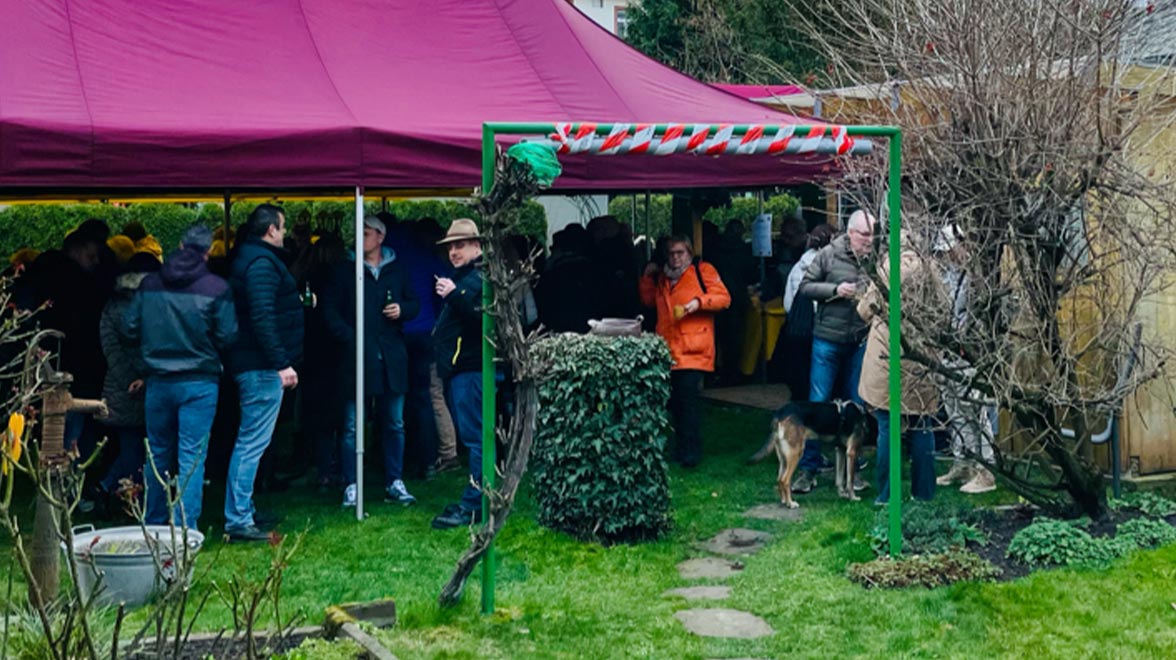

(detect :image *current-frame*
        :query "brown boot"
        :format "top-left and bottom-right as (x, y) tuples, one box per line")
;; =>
(960, 468), (996, 494)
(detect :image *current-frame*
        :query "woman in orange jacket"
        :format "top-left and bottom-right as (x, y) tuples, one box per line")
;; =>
(639, 235), (731, 467)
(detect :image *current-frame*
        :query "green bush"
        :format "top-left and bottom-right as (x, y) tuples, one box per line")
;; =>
(1109, 491), (1176, 517)
(1006, 519), (1119, 568)
(870, 500), (988, 557)
(0, 198), (548, 259)
(530, 333), (673, 543)
(607, 192), (801, 241)
(847, 551), (1001, 589)
(1115, 517), (1176, 549)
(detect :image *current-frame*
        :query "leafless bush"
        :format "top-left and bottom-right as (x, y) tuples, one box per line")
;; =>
(790, 0), (1176, 518)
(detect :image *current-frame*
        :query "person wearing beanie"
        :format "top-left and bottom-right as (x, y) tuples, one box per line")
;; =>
(7, 248), (41, 271)
(134, 235), (164, 261)
(94, 250), (162, 515)
(125, 223), (237, 530)
(107, 235), (136, 265)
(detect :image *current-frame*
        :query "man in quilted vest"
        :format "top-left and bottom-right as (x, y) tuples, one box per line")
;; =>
(639, 235), (731, 467)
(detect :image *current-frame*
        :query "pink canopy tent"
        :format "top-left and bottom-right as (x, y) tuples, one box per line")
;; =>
(710, 84), (807, 101)
(0, 0), (833, 194)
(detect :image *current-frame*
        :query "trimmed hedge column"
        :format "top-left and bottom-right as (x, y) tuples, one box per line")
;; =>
(531, 334), (673, 543)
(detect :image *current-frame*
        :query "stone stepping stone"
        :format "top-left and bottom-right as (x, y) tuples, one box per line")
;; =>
(676, 557), (745, 580)
(694, 528), (772, 556)
(744, 503), (805, 522)
(674, 608), (774, 639)
(663, 585), (731, 601)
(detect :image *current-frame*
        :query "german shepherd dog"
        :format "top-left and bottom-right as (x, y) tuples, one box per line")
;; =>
(747, 401), (877, 508)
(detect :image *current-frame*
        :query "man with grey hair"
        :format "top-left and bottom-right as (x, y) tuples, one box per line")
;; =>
(794, 210), (876, 494)
(125, 224), (238, 530)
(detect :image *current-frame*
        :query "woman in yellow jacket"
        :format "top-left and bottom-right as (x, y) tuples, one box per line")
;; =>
(640, 235), (731, 467)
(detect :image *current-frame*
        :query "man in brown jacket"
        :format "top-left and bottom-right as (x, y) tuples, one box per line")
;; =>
(857, 250), (947, 505)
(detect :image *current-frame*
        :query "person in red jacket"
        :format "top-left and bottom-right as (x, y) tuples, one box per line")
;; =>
(640, 235), (731, 467)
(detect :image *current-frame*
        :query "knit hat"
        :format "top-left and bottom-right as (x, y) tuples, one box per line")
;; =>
(107, 235), (136, 264)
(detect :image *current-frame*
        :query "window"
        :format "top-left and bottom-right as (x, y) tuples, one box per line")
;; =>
(615, 7), (628, 37)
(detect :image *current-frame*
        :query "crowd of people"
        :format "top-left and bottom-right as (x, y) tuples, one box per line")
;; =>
(6, 203), (996, 538)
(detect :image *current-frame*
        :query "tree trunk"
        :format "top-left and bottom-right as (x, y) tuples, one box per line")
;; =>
(438, 383), (537, 608)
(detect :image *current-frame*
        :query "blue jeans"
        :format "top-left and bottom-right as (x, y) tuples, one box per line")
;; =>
(449, 372), (483, 512)
(874, 410), (936, 502)
(225, 370), (284, 530)
(143, 378), (219, 529)
(801, 337), (866, 472)
(341, 393), (407, 487)
(101, 426), (147, 492)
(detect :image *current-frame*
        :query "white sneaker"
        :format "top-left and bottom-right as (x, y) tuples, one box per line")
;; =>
(936, 462), (972, 486)
(960, 468), (997, 494)
(342, 483), (357, 508)
(384, 479), (417, 506)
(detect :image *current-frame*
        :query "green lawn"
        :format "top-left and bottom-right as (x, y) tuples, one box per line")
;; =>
(5, 402), (1176, 658)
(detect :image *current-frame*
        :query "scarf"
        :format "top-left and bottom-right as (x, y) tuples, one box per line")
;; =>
(663, 262), (689, 283)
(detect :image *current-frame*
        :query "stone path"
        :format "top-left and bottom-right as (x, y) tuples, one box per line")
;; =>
(694, 528), (772, 556)
(743, 503), (806, 522)
(670, 525), (777, 642)
(663, 585), (731, 600)
(676, 557), (745, 580)
(674, 609), (774, 639)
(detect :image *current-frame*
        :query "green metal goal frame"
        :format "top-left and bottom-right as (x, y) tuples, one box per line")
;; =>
(477, 122), (904, 614)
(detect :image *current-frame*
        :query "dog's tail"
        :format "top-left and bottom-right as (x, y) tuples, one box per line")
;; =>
(746, 430), (776, 464)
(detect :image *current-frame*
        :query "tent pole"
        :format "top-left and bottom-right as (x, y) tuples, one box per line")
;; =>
(222, 190), (232, 245)
(480, 124), (497, 615)
(758, 191), (768, 385)
(355, 186), (366, 522)
(644, 191), (652, 261)
(886, 132), (903, 556)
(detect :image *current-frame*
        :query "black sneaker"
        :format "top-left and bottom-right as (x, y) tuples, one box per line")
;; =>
(253, 510), (282, 531)
(431, 507), (482, 530)
(225, 525), (272, 543)
(792, 471), (817, 494)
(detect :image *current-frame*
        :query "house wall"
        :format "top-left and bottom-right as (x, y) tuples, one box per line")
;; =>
(568, 0), (631, 36)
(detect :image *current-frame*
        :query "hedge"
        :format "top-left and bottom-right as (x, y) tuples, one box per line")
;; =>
(0, 199), (547, 260)
(607, 192), (800, 241)
(530, 333), (673, 544)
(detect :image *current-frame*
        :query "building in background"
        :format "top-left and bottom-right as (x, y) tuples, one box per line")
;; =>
(569, 0), (631, 37)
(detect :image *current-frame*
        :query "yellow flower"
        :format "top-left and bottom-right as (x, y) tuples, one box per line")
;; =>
(2, 413), (24, 474)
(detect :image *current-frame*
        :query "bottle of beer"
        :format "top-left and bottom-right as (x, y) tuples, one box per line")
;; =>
(303, 282), (313, 308)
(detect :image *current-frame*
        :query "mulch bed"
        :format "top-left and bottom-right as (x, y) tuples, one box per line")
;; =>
(966, 505), (1176, 582)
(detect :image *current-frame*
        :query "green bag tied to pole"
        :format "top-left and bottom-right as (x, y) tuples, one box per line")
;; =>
(507, 141), (562, 186)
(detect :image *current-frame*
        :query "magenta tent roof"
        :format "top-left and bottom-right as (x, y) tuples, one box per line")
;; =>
(0, 0), (833, 193)
(711, 84), (807, 100)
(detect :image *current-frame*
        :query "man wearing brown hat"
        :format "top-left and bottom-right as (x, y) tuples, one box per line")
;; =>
(429, 219), (486, 529)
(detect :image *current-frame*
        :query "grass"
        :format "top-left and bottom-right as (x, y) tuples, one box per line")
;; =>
(4, 402), (1176, 658)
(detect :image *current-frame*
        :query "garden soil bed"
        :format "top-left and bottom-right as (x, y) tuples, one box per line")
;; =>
(125, 626), (320, 659)
(966, 505), (1176, 582)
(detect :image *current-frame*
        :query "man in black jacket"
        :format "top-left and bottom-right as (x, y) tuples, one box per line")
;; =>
(322, 216), (420, 508)
(224, 204), (304, 541)
(429, 219), (486, 530)
(124, 226), (237, 530)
